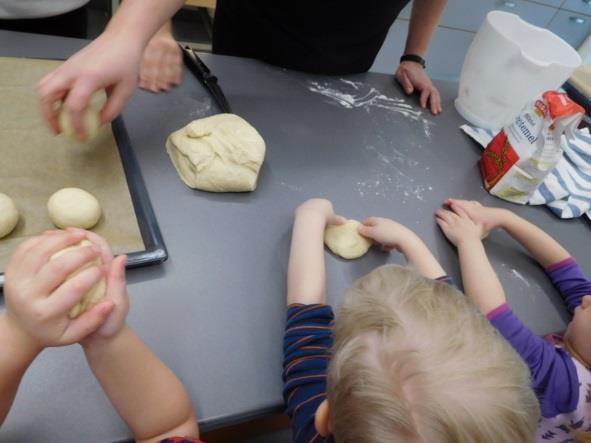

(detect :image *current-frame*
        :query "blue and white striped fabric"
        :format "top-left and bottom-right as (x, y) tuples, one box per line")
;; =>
(461, 125), (591, 221)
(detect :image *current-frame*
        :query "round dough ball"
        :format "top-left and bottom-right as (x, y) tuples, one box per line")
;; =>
(47, 188), (102, 229)
(51, 240), (106, 319)
(0, 192), (19, 239)
(59, 104), (101, 142)
(324, 219), (372, 259)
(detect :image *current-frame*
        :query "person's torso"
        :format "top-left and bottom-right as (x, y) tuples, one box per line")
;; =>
(537, 356), (591, 441)
(0, 0), (88, 19)
(212, 0), (410, 74)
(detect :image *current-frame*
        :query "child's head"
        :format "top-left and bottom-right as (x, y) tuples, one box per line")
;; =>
(323, 265), (539, 443)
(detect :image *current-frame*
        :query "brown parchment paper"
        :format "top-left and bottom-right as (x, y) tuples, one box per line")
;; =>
(0, 57), (144, 272)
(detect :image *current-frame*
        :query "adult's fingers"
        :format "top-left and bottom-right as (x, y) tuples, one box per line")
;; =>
(100, 79), (135, 124)
(165, 49), (182, 86)
(419, 88), (430, 109)
(428, 87), (442, 115)
(62, 80), (99, 140)
(34, 245), (101, 295)
(37, 73), (71, 134)
(397, 71), (414, 95)
(61, 300), (114, 344)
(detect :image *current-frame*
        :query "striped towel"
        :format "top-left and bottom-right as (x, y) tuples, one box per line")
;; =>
(461, 125), (591, 220)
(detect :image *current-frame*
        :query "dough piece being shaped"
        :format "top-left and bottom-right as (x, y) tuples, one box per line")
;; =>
(51, 240), (106, 319)
(0, 192), (19, 238)
(58, 92), (103, 142)
(47, 188), (102, 229)
(166, 113), (266, 192)
(324, 219), (372, 259)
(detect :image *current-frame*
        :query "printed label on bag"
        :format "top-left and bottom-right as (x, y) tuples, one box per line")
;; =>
(480, 130), (520, 190)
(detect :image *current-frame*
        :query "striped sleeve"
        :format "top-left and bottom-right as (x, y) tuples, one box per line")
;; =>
(283, 304), (334, 443)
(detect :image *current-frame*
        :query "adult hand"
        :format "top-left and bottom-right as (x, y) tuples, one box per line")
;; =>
(4, 230), (114, 352)
(139, 23), (182, 93)
(37, 32), (144, 140)
(395, 61), (442, 115)
(357, 217), (415, 252)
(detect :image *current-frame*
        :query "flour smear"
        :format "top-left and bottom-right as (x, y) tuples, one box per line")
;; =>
(307, 79), (433, 139)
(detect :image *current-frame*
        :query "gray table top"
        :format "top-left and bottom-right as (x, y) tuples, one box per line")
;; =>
(1, 30), (590, 442)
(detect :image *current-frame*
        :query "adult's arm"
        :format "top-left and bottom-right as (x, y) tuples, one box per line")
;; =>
(395, 0), (448, 114)
(37, 0), (185, 139)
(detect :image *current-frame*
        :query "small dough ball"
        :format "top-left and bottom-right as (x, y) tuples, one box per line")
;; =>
(58, 93), (103, 142)
(0, 193), (19, 239)
(166, 113), (266, 192)
(51, 240), (106, 319)
(324, 219), (372, 259)
(47, 188), (102, 229)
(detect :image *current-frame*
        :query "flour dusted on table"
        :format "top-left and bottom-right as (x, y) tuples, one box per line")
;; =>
(480, 91), (584, 204)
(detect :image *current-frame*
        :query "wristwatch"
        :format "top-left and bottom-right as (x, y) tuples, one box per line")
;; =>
(400, 54), (426, 69)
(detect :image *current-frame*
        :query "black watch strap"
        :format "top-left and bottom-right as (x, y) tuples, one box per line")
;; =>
(400, 54), (426, 68)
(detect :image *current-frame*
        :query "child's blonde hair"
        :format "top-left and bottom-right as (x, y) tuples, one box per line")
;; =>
(327, 265), (540, 443)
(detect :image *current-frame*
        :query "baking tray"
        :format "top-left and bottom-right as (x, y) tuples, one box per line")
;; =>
(0, 59), (167, 289)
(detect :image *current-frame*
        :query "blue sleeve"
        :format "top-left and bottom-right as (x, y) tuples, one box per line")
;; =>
(283, 304), (335, 443)
(546, 257), (591, 314)
(489, 307), (579, 417)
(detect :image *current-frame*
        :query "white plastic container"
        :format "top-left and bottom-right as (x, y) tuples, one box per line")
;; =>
(455, 11), (581, 131)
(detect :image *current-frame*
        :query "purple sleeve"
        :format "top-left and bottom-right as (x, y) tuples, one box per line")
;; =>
(488, 305), (579, 417)
(546, 257), (591, 314)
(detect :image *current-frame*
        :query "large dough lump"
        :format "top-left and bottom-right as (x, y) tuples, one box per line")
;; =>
(324, 219), (372, 259)
(47, 188), (102, 229)
(51, 240), (107, 319)
(166, 113), (266, 192)
(0, 192), (19, 239)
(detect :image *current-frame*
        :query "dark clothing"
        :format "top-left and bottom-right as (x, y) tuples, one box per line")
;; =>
(0, 6), (87, 39)
(212, 0), (410, 74)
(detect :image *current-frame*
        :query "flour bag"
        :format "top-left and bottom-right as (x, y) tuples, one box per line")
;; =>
(480, 91), (584, 204)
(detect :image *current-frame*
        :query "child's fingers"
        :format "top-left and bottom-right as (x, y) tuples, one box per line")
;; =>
(361, 217), (379, 226)
(61, 300), (114, 344)
(357, 224), (375, 238)
(34, 245), (101, 295)
(329, 215), (347, 226)
(451, 204), (470, 219)
(76, 229), (114, 264)
(43, 265), (104, 318)
(22, 230), (87, 273)
(435, 217), (448, 230)
(95, 256), (129, 337)
(105, 255), (128, 304)
(435, 208), (457, 224)
(8, 236), (48, 270)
